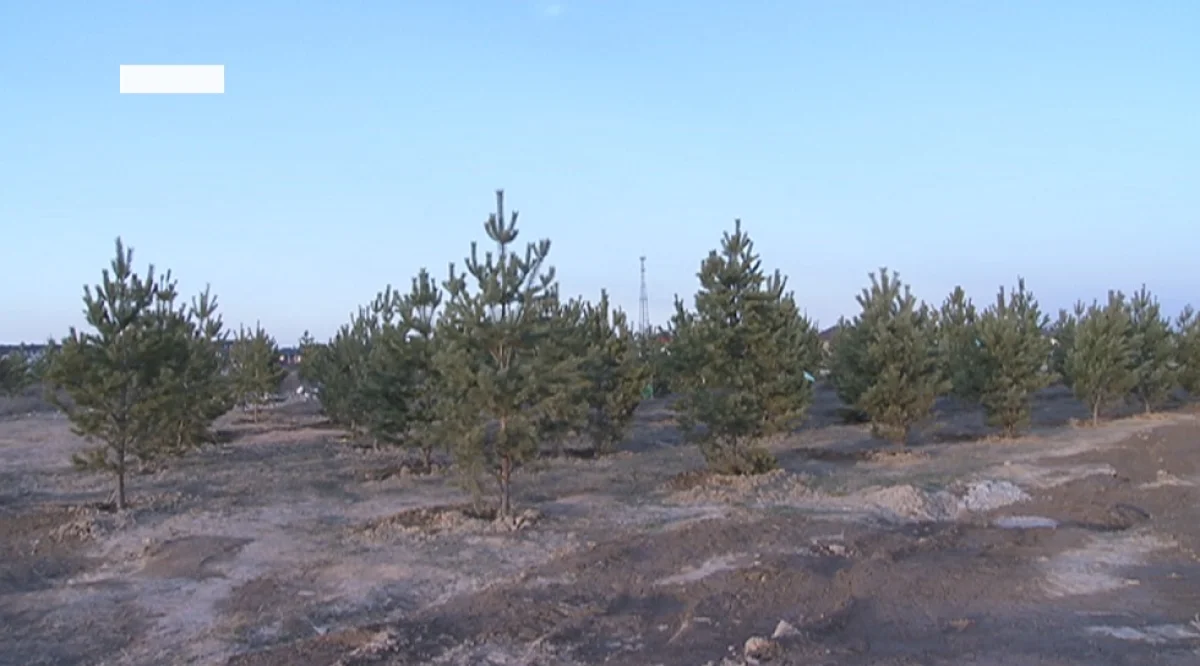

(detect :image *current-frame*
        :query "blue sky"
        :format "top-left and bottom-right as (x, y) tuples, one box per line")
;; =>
(2, 1), (1197, 344)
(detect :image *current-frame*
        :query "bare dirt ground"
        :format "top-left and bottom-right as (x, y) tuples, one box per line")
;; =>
(3, 385), (1200, 666)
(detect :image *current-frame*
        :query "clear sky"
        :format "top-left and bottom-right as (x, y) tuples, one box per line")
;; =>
(2, 1), (1197, 345)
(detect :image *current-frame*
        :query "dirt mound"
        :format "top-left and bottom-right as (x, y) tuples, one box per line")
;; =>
(856, 479), (1029, 523)
(664, 469), (813, 506)
(353, 504), (542, 542)
(36, 491), (193, 546)
(860, 484), (962, 522)
(140, 535), (253, 580)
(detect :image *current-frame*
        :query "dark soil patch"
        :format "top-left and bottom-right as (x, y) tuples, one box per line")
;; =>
(229, 420), (1200, 665)
(140, 535), (254, 580)
(359, 460), (449, 482)
(0, 506), (96, 595)
(662, 469), (713, 492)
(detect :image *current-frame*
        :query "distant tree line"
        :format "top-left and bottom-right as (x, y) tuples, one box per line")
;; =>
(29, 191), (1200, 515)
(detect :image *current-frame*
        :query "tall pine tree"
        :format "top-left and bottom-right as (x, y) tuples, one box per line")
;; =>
(671, 220), (818, 474)
(1065, 292), (1137, 425)
(434, 190), (582, 519)
(1127, 285), (1176, 413)
(975, 278), (1053, 436)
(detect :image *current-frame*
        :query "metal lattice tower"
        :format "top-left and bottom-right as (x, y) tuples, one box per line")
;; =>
(638, 256), (651, 338)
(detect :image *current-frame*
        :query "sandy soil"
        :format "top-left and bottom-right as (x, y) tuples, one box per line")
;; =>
(2, 385), (1200, 666)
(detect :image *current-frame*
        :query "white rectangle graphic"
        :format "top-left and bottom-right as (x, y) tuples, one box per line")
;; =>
(119, 65), (225, 94)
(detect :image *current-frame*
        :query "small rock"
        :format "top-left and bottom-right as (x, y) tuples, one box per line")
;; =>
(772, 619), (801, 639)
(744, 635), (780, 662)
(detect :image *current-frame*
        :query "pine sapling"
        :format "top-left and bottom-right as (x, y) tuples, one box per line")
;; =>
(938, 286), (983, 402)
(1065, 292), (1137, 425)
(43, 239), (180, 510)
(672, 219), (817, 473)
(975, 278), (1053, 436)
(435, 190), (580, 520)
(0, 351), (32, 397)
(1127, 285), (1177, 413)
(579, 291), (650, 455)
(1177, 306), (1200, 398)
(229, 323), (287, 422)
(838, 268), (947, 444)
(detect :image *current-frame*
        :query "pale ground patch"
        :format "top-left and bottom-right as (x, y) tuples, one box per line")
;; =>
(1085, 623), (1200, 644)
(1042, 530), (1177, 598)
(654, 553), (759, 587)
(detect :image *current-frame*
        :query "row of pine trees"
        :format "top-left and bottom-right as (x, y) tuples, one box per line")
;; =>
(7, 190), (1200, 517)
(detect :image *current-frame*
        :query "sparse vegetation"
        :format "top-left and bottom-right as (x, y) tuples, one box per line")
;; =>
(6, 197), (1200, 666)
(12, 193), (1200, 518)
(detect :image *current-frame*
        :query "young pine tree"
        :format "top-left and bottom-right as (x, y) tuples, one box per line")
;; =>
(229, 324), (287, 422)
(831, 268), (947, 444)
(397, 268), (445, 468)
(578, 291), (650, 455)
(1127, 285), (1177, 413)
(937, 286), (983, 402)
(434, 190), (582, 519)
(974, 278), (1053, 436)
(357, 287), (417, 449)
(1048, 305), (1083, 385)
(1176, 306), (1200, 398)
(323, 316), (376, 434)
(139, 284), (233, 462)
(671, 219), (817, 474)
(1065, 292), (1137, 425)
(43, 239), (177, 510)
(0, 351), (32, 396)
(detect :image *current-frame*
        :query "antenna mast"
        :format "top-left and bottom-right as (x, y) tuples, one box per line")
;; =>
(638, 256), (651, 338)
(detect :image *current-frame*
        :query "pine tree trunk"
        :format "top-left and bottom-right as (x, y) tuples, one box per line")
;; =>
(1091, 400), (1100, 426)
(116, 442), (127, 511)
(422, 445), (432, 471)
(499, 454), (512, 520)
(252, 401), (259, 423)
